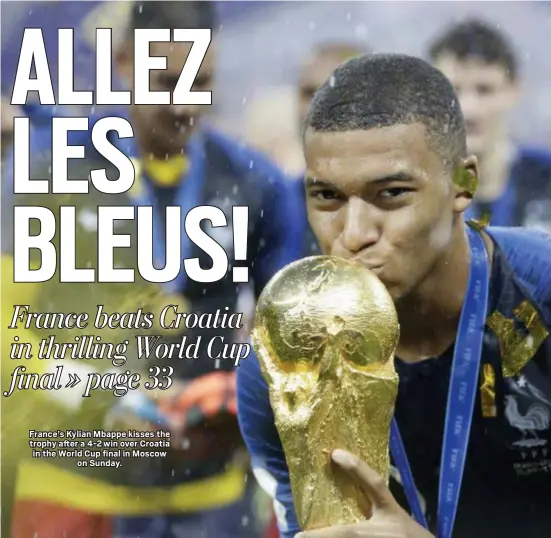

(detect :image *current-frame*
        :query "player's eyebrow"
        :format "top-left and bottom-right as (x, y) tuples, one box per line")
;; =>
(305, 176), (337, 189)
(305, 172), (415, 189)
(369, 172), (415, 183)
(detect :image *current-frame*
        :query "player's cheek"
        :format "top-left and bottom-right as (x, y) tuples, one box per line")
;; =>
(309, 211), (339, 253)
(386, 211), (436, 273)
(386, 205), (425, 246)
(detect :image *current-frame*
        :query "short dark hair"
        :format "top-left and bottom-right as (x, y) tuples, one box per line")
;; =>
(305, 53), (466, 167)
(128, 1), (218, 34)
(429, 19), (517, 80)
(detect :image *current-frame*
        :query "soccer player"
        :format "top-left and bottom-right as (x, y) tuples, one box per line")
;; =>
(429, 19), (551, 230)
(237, 54), (551, 538)
(4, 2), (302, 537)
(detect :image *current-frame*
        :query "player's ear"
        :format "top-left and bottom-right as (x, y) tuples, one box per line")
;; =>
(452, 155), (478, 214)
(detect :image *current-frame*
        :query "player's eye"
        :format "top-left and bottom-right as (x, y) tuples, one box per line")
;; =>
(379, 187), (413, 199)
(476, 84), (495, 96)
(158, 74), (180, 92)
(193, 74), (212, 89)
(310, 189), (340, 201)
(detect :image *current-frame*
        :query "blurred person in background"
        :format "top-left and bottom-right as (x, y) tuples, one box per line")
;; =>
(2, 158), (177, 538)
(243, 86), (304, 178)
(429, 19), (551, 230)
(4, 2), (302, 538)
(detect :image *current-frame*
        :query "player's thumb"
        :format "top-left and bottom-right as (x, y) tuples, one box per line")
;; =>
(331, 449), (397, 512)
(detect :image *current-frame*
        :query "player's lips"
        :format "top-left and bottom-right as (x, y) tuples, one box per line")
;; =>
(368, 266), (385, 277)
(352, 258), (384, 274)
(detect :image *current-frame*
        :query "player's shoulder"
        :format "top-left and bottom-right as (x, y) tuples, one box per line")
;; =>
(513, 146), (551, 182)
(203, 127), (289, 187)
(516, 145), (551, 166)
(486, 226), (551, 317)
(487, 225), (551, 260)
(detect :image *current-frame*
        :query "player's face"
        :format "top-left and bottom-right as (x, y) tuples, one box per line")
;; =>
(304, 123), (471, 301)
(433, 54), (518, 156)
(117, 40), (215, 155)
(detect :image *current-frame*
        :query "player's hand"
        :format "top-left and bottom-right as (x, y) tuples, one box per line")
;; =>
(147, 378), (189, 404)
(104, 389), (170, 432)
(296, 450), (434, 538)
(156, 372), (241, 458)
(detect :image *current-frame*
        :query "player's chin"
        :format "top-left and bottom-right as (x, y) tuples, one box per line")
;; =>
(376, 275), (404, 302)
(349, 263), (400, 299)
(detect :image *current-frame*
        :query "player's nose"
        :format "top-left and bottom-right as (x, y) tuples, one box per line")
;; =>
(337, 197), (381, 255)
(458, 92), (481, 120)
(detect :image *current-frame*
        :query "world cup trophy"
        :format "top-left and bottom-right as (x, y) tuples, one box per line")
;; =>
(252, 256), (399, 530)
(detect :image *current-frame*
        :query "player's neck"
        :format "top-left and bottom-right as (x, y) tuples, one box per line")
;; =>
(476, 136), (514, 202)
(395, 221), (472, 363)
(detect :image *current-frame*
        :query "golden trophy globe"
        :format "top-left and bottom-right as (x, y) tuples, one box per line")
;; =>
(252, 256), (400, 531)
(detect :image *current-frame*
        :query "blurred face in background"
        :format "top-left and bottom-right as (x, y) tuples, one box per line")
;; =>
(117, 39), (216, 156)
(433, 54), (519, 156)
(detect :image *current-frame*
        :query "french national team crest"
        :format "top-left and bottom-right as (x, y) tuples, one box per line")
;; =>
(504, 375), (551, 476)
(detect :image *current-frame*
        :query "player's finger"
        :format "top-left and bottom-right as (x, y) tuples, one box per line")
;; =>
(296, 523), (364, 538)
(331, 449), (396, 511)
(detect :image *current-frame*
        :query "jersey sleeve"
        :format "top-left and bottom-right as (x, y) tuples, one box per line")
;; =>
(236, 350), (300, 538)
(487, 227), (551, 326)
(253, 170), (303, 295)
(205, 129), (304, 295)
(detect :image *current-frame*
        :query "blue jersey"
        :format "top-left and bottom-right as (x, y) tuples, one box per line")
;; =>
(237, 227), (551, 538)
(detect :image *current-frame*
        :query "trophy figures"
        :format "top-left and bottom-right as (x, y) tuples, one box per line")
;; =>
(252, 256), (399, 530)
